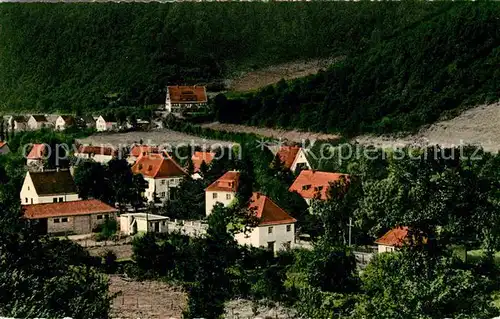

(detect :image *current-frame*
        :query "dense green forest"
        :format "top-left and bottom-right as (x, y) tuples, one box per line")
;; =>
(0, 2), (446, 113)
(215, 2), (500, 135)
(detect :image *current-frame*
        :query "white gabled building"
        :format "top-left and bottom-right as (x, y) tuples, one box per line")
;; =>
(27, 115), (50, 130)
(131, 153), (187, 203)
(74, 145), (118, 164)
(96, 115), (118, 132)
(274, 145), (311, 172)
(205, 171), (240, 216)
(8, 116), (28, 131)
(55, 115), (75, 131)
(20, 170), (80, 205)
(235, 192), (296, 253)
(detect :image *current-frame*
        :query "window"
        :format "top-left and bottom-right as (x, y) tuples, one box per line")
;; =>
(25, 198), (28, 203)
(160, 192), (166, 198)
(226, 194), (231, 200)
(268, 226), (273, 234)
(161, 180), (165, 185)
(27, 186), (30, 190)
(286, 225), (292, 232)
(61, 218), (68, 223)
(97, 215), (103, 220)
(59, 197), (63, 202)
(54, 218), (60, 223)
(213, 193), (218, 199)
(283, 241), (291, 250)
(267, 241), (275, 252)
(53, 198), (57, 203)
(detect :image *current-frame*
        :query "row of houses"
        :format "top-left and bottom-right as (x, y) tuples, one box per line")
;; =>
(18, 141), (403, 254)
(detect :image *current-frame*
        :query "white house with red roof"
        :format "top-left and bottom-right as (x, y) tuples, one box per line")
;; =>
(131, 153), (187, 202)
(205, 171), (240, 215)
(96, 115), (118, 132)
(74, 145), (118, 164)
(55, 115), (75, 131)
(26, 143), (47, 170)
(127, 144), (160, 164)
(274, 145), (311, 172)
(289, 170), (350, 206)
(375, 226), (427, 253)
(235, 192), (296, 252)
(27, 115), (50, 130)
(20, 170), (80, 205)
(165, 85), (208, 114)
(24, 199), (118, 235)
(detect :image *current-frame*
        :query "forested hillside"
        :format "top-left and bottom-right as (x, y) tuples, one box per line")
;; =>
(215, 2), (500, 135)
(0, 2), (443, 113)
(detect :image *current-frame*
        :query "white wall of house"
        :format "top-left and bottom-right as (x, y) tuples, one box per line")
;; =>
(120, 214), (169, 235)
(55, 117), (67, 131)
(27, 117), (45, 130)
(205, 190), (236, 216)
(165, 91), (172, 112)
(74, 152), (113, 164)
(143, 177), (182, 202)
(235, 223), (295, 252)
(20, 173), (80, 205)
(96, 116), (117, 132)
(8, 118), (27, 131)
(377, 244), (396, 254)
(290, 149), (312, 172)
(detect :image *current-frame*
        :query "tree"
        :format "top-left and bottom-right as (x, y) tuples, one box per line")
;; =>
(73, 160), (108, 200)
(163, 178), (207, 220)
(354, 250), (499, 319)
(105, 158), (146, 211)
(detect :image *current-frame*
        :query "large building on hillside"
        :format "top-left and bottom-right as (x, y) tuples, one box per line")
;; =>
(131, 153), (187, 203)
(74, 145), (118, 164)
(20, 170), (80, 205)
(165, 85), (208, 114)
(289, 170), (350, 206)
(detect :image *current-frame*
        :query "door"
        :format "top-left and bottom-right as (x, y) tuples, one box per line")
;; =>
(267, 241), (275, 254)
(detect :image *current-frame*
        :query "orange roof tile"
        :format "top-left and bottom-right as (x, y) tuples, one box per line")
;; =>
(289, 170), (350, 200)
(276, 146), (301, 169)
(131, 153), (186, 179)
(27, 144), (46, 160)
(192, 151), (215, 172)
(249, 192), (296, 226)
(23, 199), (118, 219)
(168, 85), (207, 104)
(375, 227), (409, 247)
(130, 145), (160, 158)
(205, 171), (240, 192)
(77, 145), (117, 156)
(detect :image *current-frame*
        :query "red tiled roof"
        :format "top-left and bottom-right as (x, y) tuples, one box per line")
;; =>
(276, 146), (301, 169)
(131, 153), (186, 179)
(192, 151), (215, 172)
(289, 170), (350, 200)
(375, 227), (409, 247)
(168, 85), (207, 104)
(23, 199), (118, 219)
(249, 192), (296, 226)
(27, 144), (46, 160)
(130, 145), (160, 158)
(77, 145), (117, 156)
(205, 171), (240, 192)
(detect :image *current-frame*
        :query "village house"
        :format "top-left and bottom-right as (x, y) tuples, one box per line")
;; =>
(120, 213), (170, 235)
(24, 199), (118, 235)
(235, 192), (296, 253)
(289, 170), (350, 206)
(8, 116), (28, 131)
(165, 85), (208, 114)
(128, 144), (160, 164)
(20, 170), (80, 205)
(375, 226), (427, 253)
(0, 142), (10, 155)
(55, 115), (75, 131)
(191, 151), (215, 179)
(131, 153), (187, 203)
(27, 115), (50, 130)
(26, 143), (47, 170)
(205, 170), (240, 215)
(274, 145), (311, 172)
(96, 115), (118, 132)
(74, 145), (118, 164)
(78, 115), (97, 129)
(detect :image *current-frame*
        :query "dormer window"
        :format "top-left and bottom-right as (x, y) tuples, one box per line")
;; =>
(138, 164), (143, 170)
(148, 165), (153, 171)
(302, 184), (311, 190)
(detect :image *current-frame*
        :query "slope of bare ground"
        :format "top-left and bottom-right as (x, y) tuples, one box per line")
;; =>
(228, 57), (342, 92)
(201, 122), (341, 144)
(77, 129), (235, 148)
(109, 275), (187, 319)
(354, 102), (500, 152)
